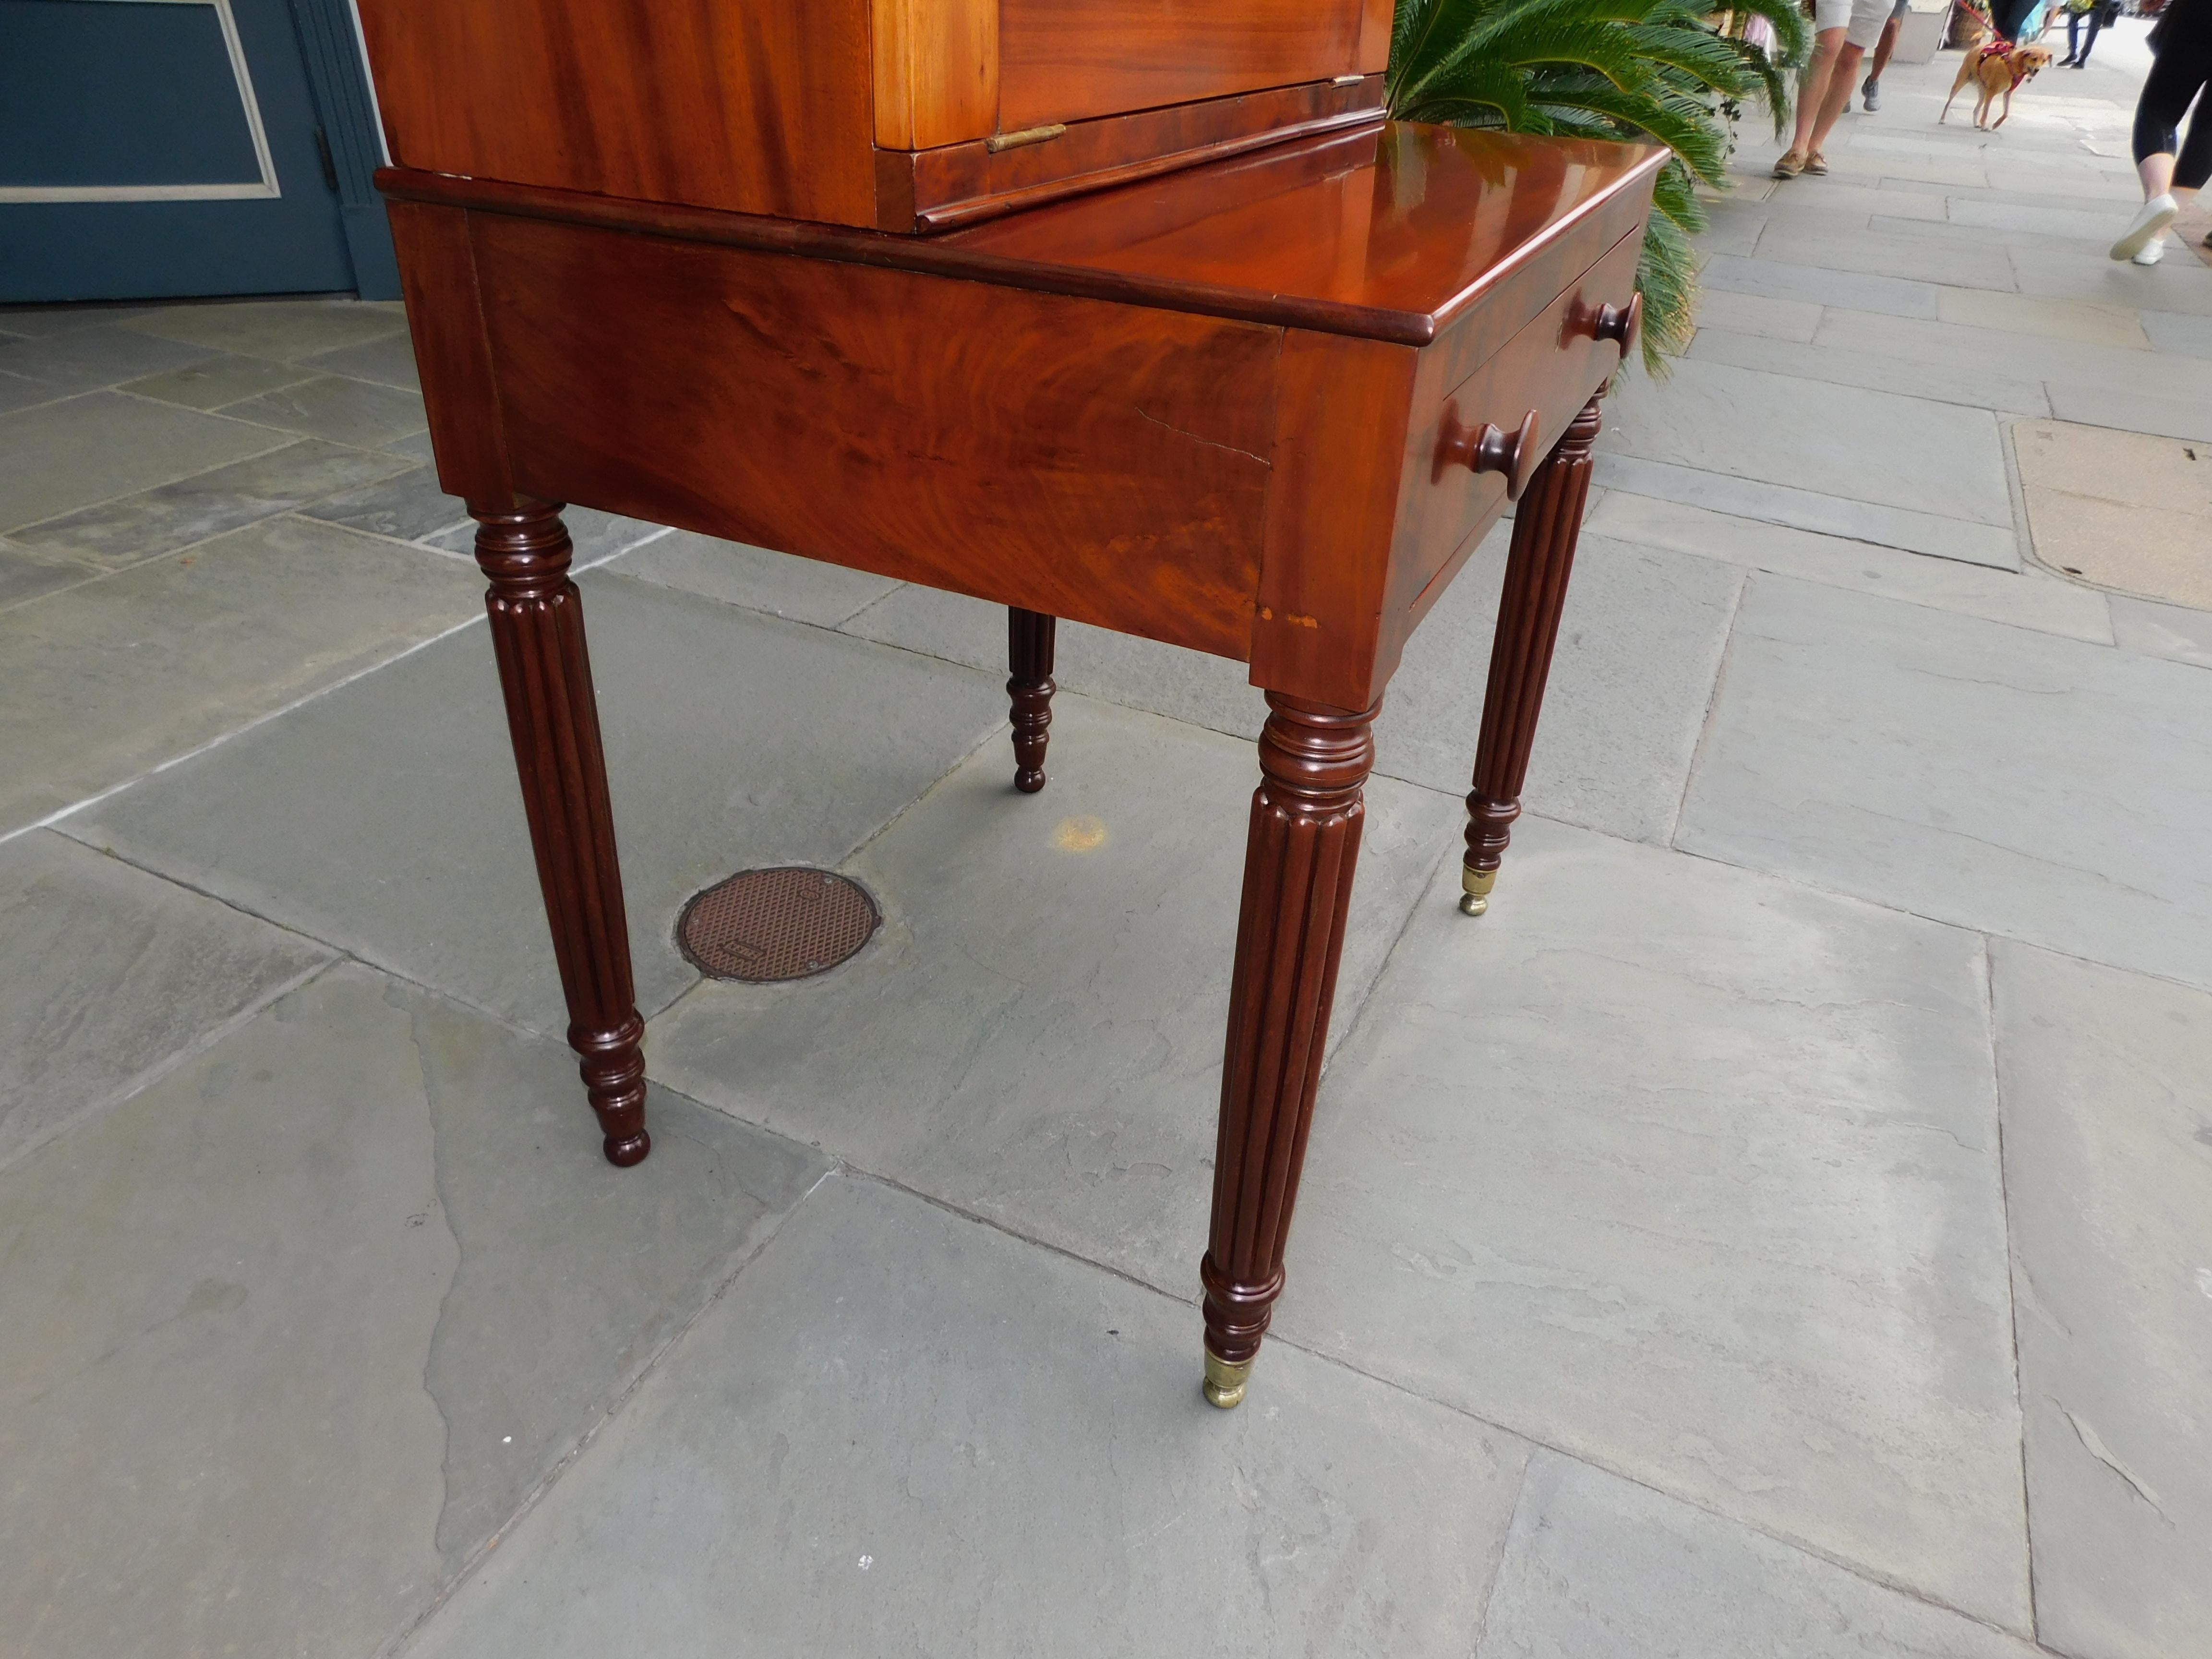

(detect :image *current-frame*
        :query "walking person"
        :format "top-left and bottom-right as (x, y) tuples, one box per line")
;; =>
(2111, 0), (2212, 264)
(2060, 0), (2119, 65)
(1776, 0), (1896, 175)
(1861, 0), (1909, 109)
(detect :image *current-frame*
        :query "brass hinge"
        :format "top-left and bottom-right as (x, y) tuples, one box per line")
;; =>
(985, 123), (1068, 154)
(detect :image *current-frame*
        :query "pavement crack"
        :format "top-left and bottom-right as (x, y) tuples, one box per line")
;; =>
(2058, 1405), (2173, 1525)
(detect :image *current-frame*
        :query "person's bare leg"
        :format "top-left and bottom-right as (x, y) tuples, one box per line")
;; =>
(1784, 27), (1848, 161)
(1867, 14), (1901, 84)
(2114, 152), (2183, 260)
(1808, 43), (1869, 158)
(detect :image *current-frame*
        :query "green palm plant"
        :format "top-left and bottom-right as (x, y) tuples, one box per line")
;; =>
(1389, 0), (1810, 373)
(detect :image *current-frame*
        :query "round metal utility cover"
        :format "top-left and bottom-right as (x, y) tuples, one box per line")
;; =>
(676, 866), (880, 982)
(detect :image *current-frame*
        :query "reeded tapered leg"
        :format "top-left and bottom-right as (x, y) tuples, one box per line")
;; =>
(1008, 607), (1056, 793)
(1201, 693), (1377, 1407)
(472, 501), (649, 1166)
(1461, 391), (1605, 916)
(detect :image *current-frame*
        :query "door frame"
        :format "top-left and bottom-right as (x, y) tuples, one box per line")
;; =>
(0, 0), (397, 299)
(290, 0), (399, 297)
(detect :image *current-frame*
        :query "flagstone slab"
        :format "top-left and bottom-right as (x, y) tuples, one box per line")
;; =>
(1602, 357), (2013, 530)
(648, 692), (1461, 1292)
(1992, 941), (2212, 1659)
(1, 514), (480, 833)
(1279, 817), (2031, 1629)
(1678, 575), (2212, 990)
(0, 392), (285, 532)
(400, 1175), (1531, 1659)
(1476, 1454), (2042, 1659)
(0, 963), (828, 1659)
(67, 572), (1007, 1034)
(123, 298), (409, 363)
(0, 830), (332, 1168)
(11, 439), (410, 569)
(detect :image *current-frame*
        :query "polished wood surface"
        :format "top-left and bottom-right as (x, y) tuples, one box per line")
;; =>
(380, 122), (1656, 716)
(1007, 608), (1056, 793)
(386, 202), (513, 507)
(948, 124), (1663, 342)
(1248, 329), (1418, 712)
(381, 124), (1662, 345)
(1202, 694), (1377, 1402)
(376, 107), (1658, 1399)
(1462, 393), (1608, 913)
(361, 0), (1402, 233)
(1000, 0), (1366, 129)
(872, 0), (997, 150)
(1387, 226), (1643, 650)
(879, 76), (1383, 233)
(356, 0), (878, 224)
(464, 209), (1276, 659)
(470, 503), (648, 1166)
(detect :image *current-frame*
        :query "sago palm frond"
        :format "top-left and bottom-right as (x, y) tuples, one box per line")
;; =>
(1621, 24), (1748, 91)
(1389, 0), (1808, 373)
(1416, 57), (1548, 128)
(1392, 0), (1646, 108)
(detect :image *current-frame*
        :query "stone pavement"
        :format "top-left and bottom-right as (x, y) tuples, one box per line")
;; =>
(3, 36), (2209, 1659)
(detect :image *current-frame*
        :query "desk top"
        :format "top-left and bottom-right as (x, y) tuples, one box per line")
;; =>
(380, 122), (1661, 347)
(948, 124), (1660, 343)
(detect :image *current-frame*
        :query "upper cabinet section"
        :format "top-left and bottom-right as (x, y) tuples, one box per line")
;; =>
(357, 0), (1391, 233)
(998, 0), (1378, 130)
(355, 0), (880, 226)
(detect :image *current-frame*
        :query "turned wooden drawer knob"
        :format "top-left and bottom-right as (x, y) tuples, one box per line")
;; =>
(1434, 405), (1541, 500)
(1584, 290), (1642, 358)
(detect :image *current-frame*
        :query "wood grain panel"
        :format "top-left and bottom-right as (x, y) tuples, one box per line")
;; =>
(467, 212), (1279, 658)
(356, 0), (877, 224)
(1249, 330), (1417, 709)
(951, 124), (1663, 344)
(1358, 0), (1395, 71)
(1000, 0), (1367, 129)
(385, 201), (513, 506)
(385, 125), (1659, 342)
(880, 76), (1384, 232)
(871, 0), (997, 150)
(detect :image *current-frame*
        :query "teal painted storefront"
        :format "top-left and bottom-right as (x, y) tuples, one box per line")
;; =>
(1, 0), (398, 301)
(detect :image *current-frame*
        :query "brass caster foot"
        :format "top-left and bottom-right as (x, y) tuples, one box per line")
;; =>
(1202, 1350), (1252, 1409)
(1458, 865), (1497, 917)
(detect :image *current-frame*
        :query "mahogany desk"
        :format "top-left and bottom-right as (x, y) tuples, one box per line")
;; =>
(377, 121), (1661, 1408)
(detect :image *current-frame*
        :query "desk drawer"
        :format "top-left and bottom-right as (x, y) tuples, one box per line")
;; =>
(1391, 225), (1643, 624)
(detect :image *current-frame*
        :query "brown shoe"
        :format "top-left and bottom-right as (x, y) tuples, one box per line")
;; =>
(1805, 151), (1829, 175)
(1773, 150), (1806, 178)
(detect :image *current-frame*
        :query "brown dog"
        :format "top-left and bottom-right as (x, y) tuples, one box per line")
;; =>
(1941, 37), (2054, 130)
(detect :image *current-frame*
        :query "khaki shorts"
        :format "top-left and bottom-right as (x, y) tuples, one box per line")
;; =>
(1814, 0), (1895, 48)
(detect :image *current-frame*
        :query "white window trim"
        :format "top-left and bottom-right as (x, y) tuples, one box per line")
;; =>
(0, 0), (282, 204)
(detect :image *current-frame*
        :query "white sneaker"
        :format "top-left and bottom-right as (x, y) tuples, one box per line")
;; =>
(2112, 194), (2178, 261)
(2134, 238), (2166, 266)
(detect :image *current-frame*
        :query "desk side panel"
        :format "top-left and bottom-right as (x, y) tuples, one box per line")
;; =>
(1250, 331), (1418, 710)
(465, 213), (1276, 658)
(386, 201), (514, 507)
(355, 0), (877, 225)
